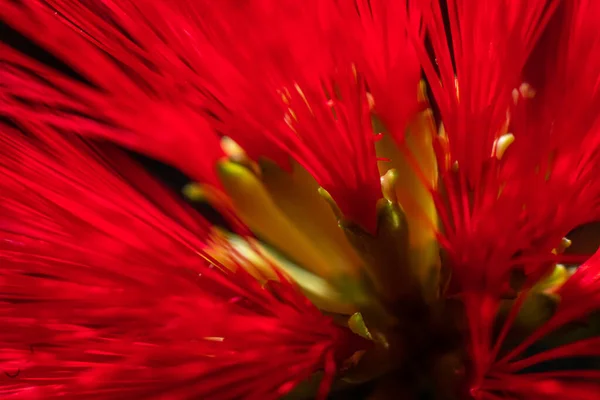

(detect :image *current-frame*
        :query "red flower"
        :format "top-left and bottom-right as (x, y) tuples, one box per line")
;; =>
(0, 0), (384, 232)
(1, 1), (226, 188)
(420, 1), (600, 397)
(1, 1), (600, 399)
(0, 121), (363, 399)
(334, 0), (425, 143)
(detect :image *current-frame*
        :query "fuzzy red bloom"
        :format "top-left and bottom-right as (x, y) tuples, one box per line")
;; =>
(335, 0), (425, 141)
(173, 0), (383, 232)
(0, 122), (363, 399)
(1, 0), (224, 187)
(278, 68), (383, 233)
(418, 1), (600, 397)
(419, 0), (558, 188)
(420, 0), (600, 295)
(0, 0), (383, 232)
(2, 1), (600, 398)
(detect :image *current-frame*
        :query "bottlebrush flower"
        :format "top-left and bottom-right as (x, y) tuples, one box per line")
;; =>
(1, 1), (600, 399)
(0, 121), (365, 399)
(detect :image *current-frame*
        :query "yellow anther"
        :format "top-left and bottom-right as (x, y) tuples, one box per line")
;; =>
(284, 107), (299, 129)
(454, 77), (460, 101)
(366, 92), (375, 111)
(551, 237), (572, 255)
(380, 169), (399, 204)
(220, 137), (260, 175)
(512, 88), (520, 105)
(351, 63), (358, 79)
(278, 88), (290, 105)
(494, 133), (515, 160)
(560, 237), (572, 251)
(418, 79), (429, 103)
(221, 136), (246, 160)
(203, 337), (225, 342)
(294, 83), (310, 109)
(519, 82), (536, 99)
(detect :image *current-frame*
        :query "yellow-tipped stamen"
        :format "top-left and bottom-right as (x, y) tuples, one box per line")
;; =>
(512, 88), (520, 105)
(494, 133), (515, 160)
(221, 136), (262, 175)
(454, 77), (460, 100)
(437, 122), (452, 170)
(519, 82), (536, 99)
(418, 79), (429, 104)
(551, 237), (572, 255)
(203, 337), (225, 342)
(293, 83), (312, 114)
(221, 136), (245, 161)
(380, 169), (399, 204)
(366, 92), (376, 111)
